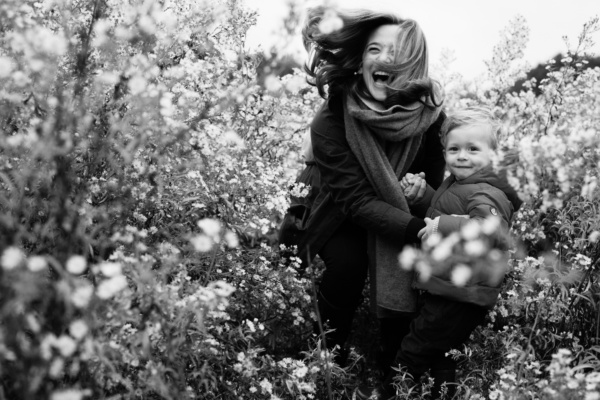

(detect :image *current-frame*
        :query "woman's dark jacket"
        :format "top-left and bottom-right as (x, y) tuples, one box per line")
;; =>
(288, 94), (446, 267)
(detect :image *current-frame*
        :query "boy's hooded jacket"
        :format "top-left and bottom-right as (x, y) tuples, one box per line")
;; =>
(410, 165), (521, 308)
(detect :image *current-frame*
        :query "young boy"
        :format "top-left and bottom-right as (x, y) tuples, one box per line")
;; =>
(367, 108), (520, 399)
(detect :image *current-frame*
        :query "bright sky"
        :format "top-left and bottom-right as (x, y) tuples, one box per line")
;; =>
(244, 0), (600, 81)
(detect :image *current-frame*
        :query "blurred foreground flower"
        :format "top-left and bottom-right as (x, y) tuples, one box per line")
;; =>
(1, 247), (25, 270)
(66, 256), (87, 274)
(96, 275), (128, 299)
(27, 256), (47, 272)
(50, 389), (91, 400)
(318, 9), (343, 34)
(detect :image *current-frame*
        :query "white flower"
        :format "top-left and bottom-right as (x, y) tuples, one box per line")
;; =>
(423, 232), (442, 249)
(190, 234), (214, 252)
(585, 393), (600, 400)
(66, 256), (87, 274)
(222, 130), (245, 149)
(138, 15), (156, 35)
(264, 75), (282, 93)
(283, 75), (305, 93)
(293, 365), (308, 378)
(224, 231), (239, 248)
(481, 216), (501, 235)
(128, 76), (147, 95)
(318, 9), (343, 34)
(92, 18), (112, 47)
(40, 334), (57, 360)
(415, 261), (432, 282)
(259, 379), (273, 394)
(1, 247), (25, 270)
(50, 389), (90, 400)
(26, 314), (41, 333)
(99, 262), (122, 277)
(96, 275), (128, 299)
(451, 264), (472, 287)
(464, 240), (486, 257)
(197, 218), (221, 239)
(49, 358), (65, 378)
(461, 221), (481, 241)
(71, 283), (94, 308)
(431, 241), (452, 262)
(27, 256), (47, 272)
(69, 320), (89, 340)
(589, 231), (600, 243)
(0, 56), (15, 78)
(398, 247), (417, 270)
(55, 335), (77, 357)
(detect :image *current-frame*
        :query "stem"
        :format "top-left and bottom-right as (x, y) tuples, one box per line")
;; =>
(514, 304), (541, 398)
(203, 245), (220, 286)
(307, 246), (333, 400)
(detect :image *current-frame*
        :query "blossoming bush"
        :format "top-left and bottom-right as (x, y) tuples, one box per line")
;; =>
(1, 1), (600, 399)
(399, 14), (600, 400)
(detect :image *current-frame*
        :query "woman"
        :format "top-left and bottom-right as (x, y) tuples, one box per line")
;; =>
(286, 7), (446, 374)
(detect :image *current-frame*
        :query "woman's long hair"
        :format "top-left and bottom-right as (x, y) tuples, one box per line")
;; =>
(302, 7), (442, 108)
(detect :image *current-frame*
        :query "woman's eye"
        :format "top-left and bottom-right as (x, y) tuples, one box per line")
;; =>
(368, 47), (380, 53)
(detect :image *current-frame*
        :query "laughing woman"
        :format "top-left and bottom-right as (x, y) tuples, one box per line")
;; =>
(287, 7), (447, 375)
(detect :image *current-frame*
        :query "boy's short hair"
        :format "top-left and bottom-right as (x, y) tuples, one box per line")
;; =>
(441, 107), (500, 149)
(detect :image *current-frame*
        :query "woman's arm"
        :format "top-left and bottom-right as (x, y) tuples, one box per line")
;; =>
(409, 112), (446, 190)
(311, 105), (424, 244)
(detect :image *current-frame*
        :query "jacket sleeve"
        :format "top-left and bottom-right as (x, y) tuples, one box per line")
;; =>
(437, 189), (513, 238)
(418, 112), (446, 190)
(409, 184), (436, 218)
(312, 113), (420, 244)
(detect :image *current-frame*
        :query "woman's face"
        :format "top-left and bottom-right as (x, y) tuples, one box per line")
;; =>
(361, 24), (399, 104)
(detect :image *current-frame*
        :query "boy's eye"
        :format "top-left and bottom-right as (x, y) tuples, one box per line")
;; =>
(368, 46), (380, 53)
(447, 147), (458, 152)
(469, 147), (479, 152)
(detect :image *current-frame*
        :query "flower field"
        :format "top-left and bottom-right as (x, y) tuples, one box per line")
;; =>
(0, 1), (599, 399)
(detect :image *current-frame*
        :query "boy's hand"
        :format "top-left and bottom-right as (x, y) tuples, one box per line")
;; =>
(400, 172), (416, 191)
(418, 216), (440, 241)
(401, 172), (426, 203)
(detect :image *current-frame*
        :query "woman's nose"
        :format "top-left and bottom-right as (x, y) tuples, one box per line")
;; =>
(378, 49), (393, 63)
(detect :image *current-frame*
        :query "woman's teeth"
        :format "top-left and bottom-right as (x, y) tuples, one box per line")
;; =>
(372, 71), (390, 83)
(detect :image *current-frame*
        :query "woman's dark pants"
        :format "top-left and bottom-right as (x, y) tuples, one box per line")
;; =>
(316, 218), (369, 357)
(316, 218), (412, 369)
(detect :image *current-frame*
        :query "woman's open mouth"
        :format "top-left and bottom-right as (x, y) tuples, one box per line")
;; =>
(372, 71), (391, 86)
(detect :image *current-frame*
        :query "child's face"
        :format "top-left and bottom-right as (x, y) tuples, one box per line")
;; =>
(444, 125), (495, 180)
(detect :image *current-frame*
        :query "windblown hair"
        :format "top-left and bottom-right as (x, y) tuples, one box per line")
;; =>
(302, 7), (441, 108)
(442, 107), (501, 149)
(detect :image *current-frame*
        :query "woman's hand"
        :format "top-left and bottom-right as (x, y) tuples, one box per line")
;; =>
(401, 172), (426, 204)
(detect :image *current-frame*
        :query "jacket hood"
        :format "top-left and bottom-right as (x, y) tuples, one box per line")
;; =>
(453, 165), (522, 211)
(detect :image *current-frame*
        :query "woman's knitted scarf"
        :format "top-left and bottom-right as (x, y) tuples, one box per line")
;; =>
(343, 94), (441, 313)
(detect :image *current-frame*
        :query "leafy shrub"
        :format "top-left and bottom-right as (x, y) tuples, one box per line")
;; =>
(0, 1), (599, 400)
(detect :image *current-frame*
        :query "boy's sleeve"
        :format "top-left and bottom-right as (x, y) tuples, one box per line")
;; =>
(437, 188), (513, 237)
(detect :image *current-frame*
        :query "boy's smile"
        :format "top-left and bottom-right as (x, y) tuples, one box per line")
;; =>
(444, 125), (495, 180)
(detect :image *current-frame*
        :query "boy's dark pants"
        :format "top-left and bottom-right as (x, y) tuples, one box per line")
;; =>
(396, 292), (488, 378)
